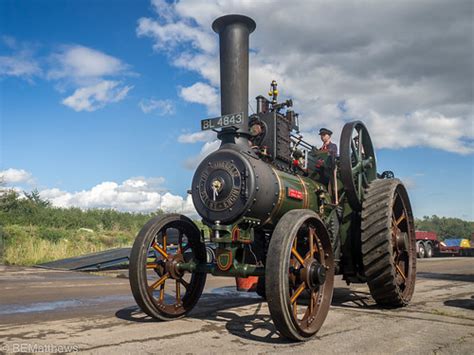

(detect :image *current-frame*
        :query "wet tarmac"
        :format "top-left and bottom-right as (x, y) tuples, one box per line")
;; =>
(0, 258), (473, 354)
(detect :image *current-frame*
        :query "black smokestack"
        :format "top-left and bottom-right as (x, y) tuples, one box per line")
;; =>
(212, 14), (256, 145)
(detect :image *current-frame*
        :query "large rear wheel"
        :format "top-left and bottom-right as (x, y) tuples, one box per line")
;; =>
(266, 210), (334, 341)
(361, 179), (416, 307)
(129, 214), (207, 320)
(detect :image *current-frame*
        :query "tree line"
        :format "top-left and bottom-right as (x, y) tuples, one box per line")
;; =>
(0, 189), (160, 232)
(1, 188), (473, 240)
(415, 215), (473, 240)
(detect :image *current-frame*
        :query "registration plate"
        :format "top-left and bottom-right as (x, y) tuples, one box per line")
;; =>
(201, 112), (243, 131)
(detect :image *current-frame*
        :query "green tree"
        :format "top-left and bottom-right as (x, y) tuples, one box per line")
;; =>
(415, 215), (474, 240)
(24, 189), (51, 208)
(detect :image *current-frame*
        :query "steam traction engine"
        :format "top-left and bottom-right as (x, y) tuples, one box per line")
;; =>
(129, 15), (416, 341)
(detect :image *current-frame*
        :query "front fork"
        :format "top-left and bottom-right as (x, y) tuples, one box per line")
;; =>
(177, 217), (265, 277)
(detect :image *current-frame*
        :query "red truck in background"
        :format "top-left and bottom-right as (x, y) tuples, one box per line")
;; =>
(416, 231), (474, 258)
(416, 231), (438, 258)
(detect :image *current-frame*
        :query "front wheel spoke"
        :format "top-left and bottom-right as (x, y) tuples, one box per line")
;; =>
(292, 247), (305, 266)
(163, 233), (167, 253)
(176, 280), (181, 301)
(290, 282), (306, 304)
(159, 283), (165, 301)
(179, 278), (190, 290)
(181, 243), (191, 253)
(149, 273), (169, 290)
(146, 262), (158, 269)
(152, 242), (168, 259)
(307, 227), (315, 260)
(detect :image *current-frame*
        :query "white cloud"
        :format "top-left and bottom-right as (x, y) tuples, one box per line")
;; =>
(179, 82), (219, 115)
(45, 45), (134, 111)
(178, 130), (215, 143)
(139, 98), (175, 115)
(0, 39), (134, 111)
(183, 140), (220, 170)
(62, 80), (133, 112)
(137, 0), (216, 54)
(138, 0), (474, 155)
(0, 55), (41, 80)
(38, 176), (197, 216)
(0, 168), (34, 185)
(0, 37), (41, 81)
(48, 45), (128, 84)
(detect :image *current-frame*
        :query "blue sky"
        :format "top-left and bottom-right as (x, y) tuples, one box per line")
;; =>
(1, 0), (473, 219)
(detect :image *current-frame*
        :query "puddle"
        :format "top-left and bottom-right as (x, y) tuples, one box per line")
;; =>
(207, 286), (261, 299)
(0, 295), (133, 315)
(0, 287), (259, 315)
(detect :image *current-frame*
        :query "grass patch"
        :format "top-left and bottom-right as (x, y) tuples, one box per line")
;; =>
(0, 225), (136, 266)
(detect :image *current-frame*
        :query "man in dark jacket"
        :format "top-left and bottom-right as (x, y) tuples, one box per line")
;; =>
(318, 128), (338, 157)
(315, 128), (338, 187)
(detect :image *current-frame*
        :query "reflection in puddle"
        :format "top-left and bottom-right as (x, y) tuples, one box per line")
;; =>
(0, 295), (133, 315)
(207, 286), (261, 299)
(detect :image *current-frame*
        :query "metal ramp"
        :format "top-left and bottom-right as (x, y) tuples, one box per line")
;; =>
(36, 247), (132, 271)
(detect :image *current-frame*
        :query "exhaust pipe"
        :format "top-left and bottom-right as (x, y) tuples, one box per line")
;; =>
(212, 14), (256, 145)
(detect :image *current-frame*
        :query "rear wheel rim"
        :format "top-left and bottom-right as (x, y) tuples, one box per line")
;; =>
(391, 189), (415, 298)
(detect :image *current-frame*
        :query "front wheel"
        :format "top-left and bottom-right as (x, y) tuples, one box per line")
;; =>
(266, 210), (334, 341)
(129, 214), (207, 320)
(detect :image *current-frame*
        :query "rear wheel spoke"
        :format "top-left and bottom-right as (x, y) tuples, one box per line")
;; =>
(395, 213), (406, 226)
(395, 263), (406, 282)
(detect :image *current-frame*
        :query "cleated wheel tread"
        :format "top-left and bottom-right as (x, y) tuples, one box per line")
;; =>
(361, 179), (416, 307)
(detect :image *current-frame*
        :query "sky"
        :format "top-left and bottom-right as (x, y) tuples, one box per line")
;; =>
(1, 0), (473, 220)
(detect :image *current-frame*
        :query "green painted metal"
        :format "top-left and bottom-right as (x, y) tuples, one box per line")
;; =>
(264, 169), (327, 226)
(177, 261), (265, 277)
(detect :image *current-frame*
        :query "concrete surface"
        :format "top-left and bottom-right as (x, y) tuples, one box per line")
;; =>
(0, 258), (473, 354)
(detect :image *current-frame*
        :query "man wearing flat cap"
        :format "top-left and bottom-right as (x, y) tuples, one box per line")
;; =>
(314, 128), (338, 185)
(318, 128), (337, 158)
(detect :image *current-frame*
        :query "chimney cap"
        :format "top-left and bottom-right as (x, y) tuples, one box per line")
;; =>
(212, 14), (256, 34)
